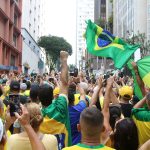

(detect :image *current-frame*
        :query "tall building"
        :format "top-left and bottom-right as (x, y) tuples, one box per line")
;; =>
(22, 0), (46, 42)
(113, 0), (147, 38)
(0, 0), (22, 73)
(76, 0), (94, 69)
(22, 0), (47, 74)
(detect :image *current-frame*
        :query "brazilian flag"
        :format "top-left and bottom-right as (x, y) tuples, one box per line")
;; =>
(128, 56), (150, 99)
(85, 20), (139, 69)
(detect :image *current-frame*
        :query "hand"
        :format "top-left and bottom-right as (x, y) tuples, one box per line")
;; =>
(107, 77), (114, 88)
(5, 106), (16, 130)
(97, 76), (103, 88)
(60, 51), (68, 61)
(131, 61), (138, 70)
(77, 84), (85, 96)
(15, 104), (30, 127)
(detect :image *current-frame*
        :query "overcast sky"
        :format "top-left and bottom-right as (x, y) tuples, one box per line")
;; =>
(45, 0), (76, 64)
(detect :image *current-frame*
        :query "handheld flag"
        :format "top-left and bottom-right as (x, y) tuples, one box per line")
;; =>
(127, 56), (150, 99)
(127, 60), (143, 100)
(85, 20), (139, 69)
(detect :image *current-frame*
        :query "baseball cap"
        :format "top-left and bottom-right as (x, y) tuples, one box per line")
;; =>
(53, 87), (60, 96)
(119, 86), (133, 99)
(20, 83), (27, 90)
(10, 80), (20, 91)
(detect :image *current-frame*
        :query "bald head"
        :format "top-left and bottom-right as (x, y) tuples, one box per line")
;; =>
(79, 107), (104, 137)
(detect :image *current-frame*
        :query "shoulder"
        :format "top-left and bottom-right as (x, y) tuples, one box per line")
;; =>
(42, 134), (58, 150)
(132, 107), (150, 121)
(62, 145), (79, 150)
(43, 134), (57, 141)
(8, 134), (23, 142)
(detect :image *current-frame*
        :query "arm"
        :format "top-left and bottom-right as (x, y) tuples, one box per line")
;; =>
(15, 105), (46, 150)
(102, 77), (114, 132)
(77, 84), (87, 105)
(90, 77), (102, 107)
(60, 51), (69, 95)
(133, 96), (146, 108)
(131, 62), (146, 96)
(139, 139), (150, 150)
(110, 89), (119, 104)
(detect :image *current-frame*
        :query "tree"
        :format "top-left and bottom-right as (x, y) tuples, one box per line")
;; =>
(125, 32), (150, 58)
(38, 35), (72, 70)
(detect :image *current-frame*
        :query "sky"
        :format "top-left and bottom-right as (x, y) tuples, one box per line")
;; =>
(45, 0), (77, 65)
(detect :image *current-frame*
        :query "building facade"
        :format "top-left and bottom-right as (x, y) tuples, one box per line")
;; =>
(22, 0), (47, 74)
(0, 0), (22, 73)
(76, 0), (94, 69)
(22, 0), (47, 42)
(113, 0), (147, 38)
(22, 28), (40, 74)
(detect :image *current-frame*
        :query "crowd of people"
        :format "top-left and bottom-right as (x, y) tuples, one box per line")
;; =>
(0, 51), (150, 150)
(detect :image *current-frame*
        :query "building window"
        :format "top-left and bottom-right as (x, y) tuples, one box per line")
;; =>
(13, 34), (17, 47)
(10, 55), (16, 66)
(14, 14), (18, 27)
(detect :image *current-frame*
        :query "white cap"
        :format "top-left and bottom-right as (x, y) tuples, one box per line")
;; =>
(0, 119), (3, 141)
(20, 83), (27, 90)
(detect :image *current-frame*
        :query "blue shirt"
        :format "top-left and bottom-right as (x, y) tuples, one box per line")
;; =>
(69, 100), (86, 145)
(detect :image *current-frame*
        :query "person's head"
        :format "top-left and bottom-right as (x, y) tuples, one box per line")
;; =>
(10, 80), (20, 93)
(78, 82), (88, 94)
(146, 92), (150, 109)
(78, 107), (104, 140)
(113, 118), (139, 150)
(26, 81), (31, 90)
(25, 103), (43, 132)
(38, 84), (53, 107)
(68, 82), (76, 106)
(119, 86), (133, 101)
(109, 105), (122, 130)
(30, 83), (39, 103)
(20, 83), (27, 92)
(0, 87), (3, 97)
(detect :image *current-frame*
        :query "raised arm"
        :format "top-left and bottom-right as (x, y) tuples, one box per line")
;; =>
(131, 62), (146, 96)
(15, 105), (46, 150)
(90, 77), (103, 107)
(60, 51), (69, 95)
(133, 96), (146, 108)
(102, 77), (114, 132)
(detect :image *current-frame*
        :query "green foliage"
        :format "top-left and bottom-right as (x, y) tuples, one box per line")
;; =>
(69, 64), (76, 72)
(125, 32), (150, 58)
(38, 35), (72, 70)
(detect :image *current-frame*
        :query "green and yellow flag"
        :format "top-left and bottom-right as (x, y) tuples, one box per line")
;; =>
(85, 20), (139, 69)
(128, 56), (150, 99)
(40, 96), (72, 149)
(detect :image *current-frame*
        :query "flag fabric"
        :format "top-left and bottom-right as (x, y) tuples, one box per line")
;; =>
(127, 56), (150, 99)
(85, 20), (139, 69)
(137, 56), (150, 88)
(127, 59), (143, 100)
(39, 95), (72, 149)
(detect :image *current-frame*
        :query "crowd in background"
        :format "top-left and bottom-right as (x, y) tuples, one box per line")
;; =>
(0, 51), (150, 150)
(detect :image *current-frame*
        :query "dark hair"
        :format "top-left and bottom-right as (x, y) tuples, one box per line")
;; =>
(68, 83), (76, 106)
(0, 87), (3, 96)
(109, 105), (121, 130)
(38, 84), (53, 107)
(114, 118), (139, 150)
(26, 81), (31, 89)
(10, 80), (20, 92)
(80, 107), (104, 137)
(30, 83), (39, 103)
